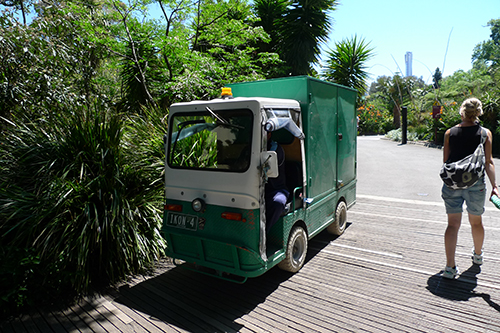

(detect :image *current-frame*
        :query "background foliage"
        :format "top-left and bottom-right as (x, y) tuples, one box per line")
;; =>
(361, 18), (500, 151)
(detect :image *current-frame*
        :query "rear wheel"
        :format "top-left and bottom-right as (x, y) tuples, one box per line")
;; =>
(278, 226), (308, 273)
(327, 201), (347, 236)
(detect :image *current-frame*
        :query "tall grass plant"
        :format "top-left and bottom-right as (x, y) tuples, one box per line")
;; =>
(0, 105), (166, 318)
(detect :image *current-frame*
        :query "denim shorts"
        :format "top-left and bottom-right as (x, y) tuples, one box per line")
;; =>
(441, 178), (486, 215)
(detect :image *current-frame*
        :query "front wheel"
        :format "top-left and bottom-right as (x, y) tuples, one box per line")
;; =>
(327, 201), (347, 236)
(278, 226), (308, 273)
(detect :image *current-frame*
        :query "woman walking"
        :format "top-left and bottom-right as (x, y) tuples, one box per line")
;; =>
(441, 97), (499, 279)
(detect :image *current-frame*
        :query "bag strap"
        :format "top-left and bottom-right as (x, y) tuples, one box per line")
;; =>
(480, 126), (487, 145)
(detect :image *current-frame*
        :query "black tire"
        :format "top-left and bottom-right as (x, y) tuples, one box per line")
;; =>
(278, 226), (308, 273)
(327, 201), (347, 236)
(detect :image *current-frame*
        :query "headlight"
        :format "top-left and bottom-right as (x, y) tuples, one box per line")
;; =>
(192, 198), (206, 212)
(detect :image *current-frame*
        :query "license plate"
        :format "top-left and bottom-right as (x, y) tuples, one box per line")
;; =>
(166, 212), (198, 231)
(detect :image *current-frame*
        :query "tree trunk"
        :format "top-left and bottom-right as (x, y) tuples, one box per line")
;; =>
(393, 104), (401, 129)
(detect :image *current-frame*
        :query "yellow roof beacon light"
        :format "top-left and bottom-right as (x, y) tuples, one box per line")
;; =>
(221, 87), (233, 99)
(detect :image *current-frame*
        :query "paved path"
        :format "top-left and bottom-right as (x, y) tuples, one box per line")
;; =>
(2, 136), (500, 332)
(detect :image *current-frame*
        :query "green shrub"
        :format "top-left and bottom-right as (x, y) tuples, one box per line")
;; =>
(0, 105), (166, 317)
(408, 124), (431, 140)
(357, 103), (393, 135)
(432, 102), (461, 139)
(385, 128), (420, 142)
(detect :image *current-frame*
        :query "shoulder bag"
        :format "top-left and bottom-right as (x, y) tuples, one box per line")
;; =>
(440, 127), (487, 190)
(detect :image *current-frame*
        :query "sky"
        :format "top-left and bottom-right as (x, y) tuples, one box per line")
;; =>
(323, 0), (498, 85)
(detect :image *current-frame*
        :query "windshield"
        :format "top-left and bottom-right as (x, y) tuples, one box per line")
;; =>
(168, 109), (253, 172)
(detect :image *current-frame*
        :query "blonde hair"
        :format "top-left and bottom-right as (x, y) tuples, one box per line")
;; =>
(459, 97), (483, 122)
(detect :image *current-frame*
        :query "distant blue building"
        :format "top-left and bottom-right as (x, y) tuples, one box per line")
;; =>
(405, 52), (413, 77)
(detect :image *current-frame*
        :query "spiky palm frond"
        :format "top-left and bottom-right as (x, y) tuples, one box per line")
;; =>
(253, 0), (289, 52)
(280, 0), (338, 75)
(323, 35), (375, 95)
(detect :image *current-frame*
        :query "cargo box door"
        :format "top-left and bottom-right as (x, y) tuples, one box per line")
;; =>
(305, 83), (338, 197)
(336, 89), (357, 187)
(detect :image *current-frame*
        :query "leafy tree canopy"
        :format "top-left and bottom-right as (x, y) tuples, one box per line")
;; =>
(432, 67), (442, 89)
(472, 18), (500, 68)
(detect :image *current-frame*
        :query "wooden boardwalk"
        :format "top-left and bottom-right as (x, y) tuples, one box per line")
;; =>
(2, 193), (500, 332)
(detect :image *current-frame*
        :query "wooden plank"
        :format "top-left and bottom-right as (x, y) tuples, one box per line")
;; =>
(245, 277), (394, 332)
(146, 267), (293, 332)
(90, 296), (149, 333)
(71, 302), (106, 333)
(0, 321), (18, 333)
(112, 285), (188, 333)
(99, 298), (134, 326)
(169, 266), (337, 332)
(56, 303), (89, 333)
(166, 268), (301, 332)
(79, 298), (125, 333)
(95, 295), (151, 333)
(137, 280), (238, 332)
(281, 277), (430, 332)
(153, 269), (269, 333)
(154, 271), (261, 329)
(17, 314), (38, 333)
(31, 309), (67, 333)
(3, 317), (31, 333)
(47, 306), (81, 333)
(27, 311), (51, 333)
(304, 252), (485, 330)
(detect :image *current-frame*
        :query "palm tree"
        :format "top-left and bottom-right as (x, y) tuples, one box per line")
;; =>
(323, 35), (374, 96)
(253, 0), (288, 54)
(254, 0), (338, 76)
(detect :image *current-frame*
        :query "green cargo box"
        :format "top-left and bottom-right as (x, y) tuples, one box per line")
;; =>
(229, 76), (357, 208)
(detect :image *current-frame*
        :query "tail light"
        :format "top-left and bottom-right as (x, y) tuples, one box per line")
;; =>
(165, 204), (182, 212)
(221, 212), (245, 222)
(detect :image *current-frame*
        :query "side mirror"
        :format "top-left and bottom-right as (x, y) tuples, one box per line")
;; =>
(260, 151), (278, 178)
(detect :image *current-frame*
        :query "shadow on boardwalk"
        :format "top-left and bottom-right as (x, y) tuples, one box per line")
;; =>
(426, 264), (500, 313)
(113, 265), (289, 332)
(110, 232), (334, 332)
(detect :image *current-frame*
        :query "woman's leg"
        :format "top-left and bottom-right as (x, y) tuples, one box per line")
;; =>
(445, 213), (462, 267)
(468, 213), (484, 255)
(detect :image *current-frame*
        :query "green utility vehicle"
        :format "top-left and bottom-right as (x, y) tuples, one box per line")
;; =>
(163, 76), (357, 282)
